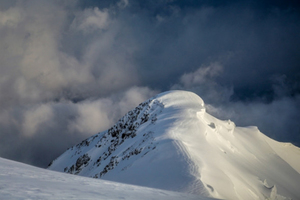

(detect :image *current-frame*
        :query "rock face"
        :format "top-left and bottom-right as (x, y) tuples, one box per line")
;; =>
(48, 90), (300, 200)
(48, 96), (167, 178)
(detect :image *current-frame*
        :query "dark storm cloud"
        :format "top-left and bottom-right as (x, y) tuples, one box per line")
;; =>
(0, 0), (299, 167)
(139, 3), (300, 95)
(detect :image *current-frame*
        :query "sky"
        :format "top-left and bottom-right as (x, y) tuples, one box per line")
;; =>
(0, 0), (299, 168)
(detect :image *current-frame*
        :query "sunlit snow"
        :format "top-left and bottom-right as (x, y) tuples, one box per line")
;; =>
(49, 90), (300, 200)
(0, 157), (211, 200)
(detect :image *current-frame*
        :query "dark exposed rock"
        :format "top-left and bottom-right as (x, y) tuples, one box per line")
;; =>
(65, 154), (91, 174)
(58, 98), (164, 178)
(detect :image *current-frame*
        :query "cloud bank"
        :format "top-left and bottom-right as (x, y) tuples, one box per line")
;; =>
(0, 0), (299, 167)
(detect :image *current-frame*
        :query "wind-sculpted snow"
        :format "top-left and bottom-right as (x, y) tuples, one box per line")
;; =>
(0, 157), (211, 200)
(49, 90), (300, 200)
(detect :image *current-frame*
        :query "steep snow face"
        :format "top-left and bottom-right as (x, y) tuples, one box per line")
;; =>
(48, 90), (300, 200)
(0, 157), (210, 200)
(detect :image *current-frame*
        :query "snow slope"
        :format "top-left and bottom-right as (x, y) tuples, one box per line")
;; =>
(49, 90), (300, 200)
(0, 157), (211, 200)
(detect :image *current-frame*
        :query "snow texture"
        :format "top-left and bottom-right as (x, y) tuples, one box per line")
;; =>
(48, 90), (300, 200)
(0, 157), (210, 200)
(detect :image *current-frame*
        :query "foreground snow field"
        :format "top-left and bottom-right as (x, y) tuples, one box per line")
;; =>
(49, 90), (300, 200)
(0, 157), (211, 200)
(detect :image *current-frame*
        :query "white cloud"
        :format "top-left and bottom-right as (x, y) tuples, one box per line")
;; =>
(172, 63), (233, 104)
(117, 0), (129, 9)
(0, 0), (139, 106)
(117, 86), (159, 115)
(0, 7), (22, 27)
(72, 7), (110, 33)
(180, 62), (223, 87)
(0, 0), (70, 104)
(22, 104), (54, 137)
(69, 86), (158, 135)
(69, 99), (112, 135)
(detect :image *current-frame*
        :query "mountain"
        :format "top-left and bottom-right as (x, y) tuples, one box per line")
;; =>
(48, 90), (300, 200)
(0, 157), (210, 200)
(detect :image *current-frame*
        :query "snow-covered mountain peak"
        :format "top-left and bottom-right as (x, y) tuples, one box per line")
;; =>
(156, 90), (205, 109)
(49, 90), (300, 200)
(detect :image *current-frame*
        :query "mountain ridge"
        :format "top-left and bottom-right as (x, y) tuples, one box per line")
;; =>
(48, 90), (300, 200)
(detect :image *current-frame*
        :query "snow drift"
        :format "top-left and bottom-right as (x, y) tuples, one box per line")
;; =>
(48, 90), (300, 200)
(0, 157), (209, 200)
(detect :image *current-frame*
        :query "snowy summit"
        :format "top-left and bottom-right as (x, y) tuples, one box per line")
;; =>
(48, 90), (300, 200)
